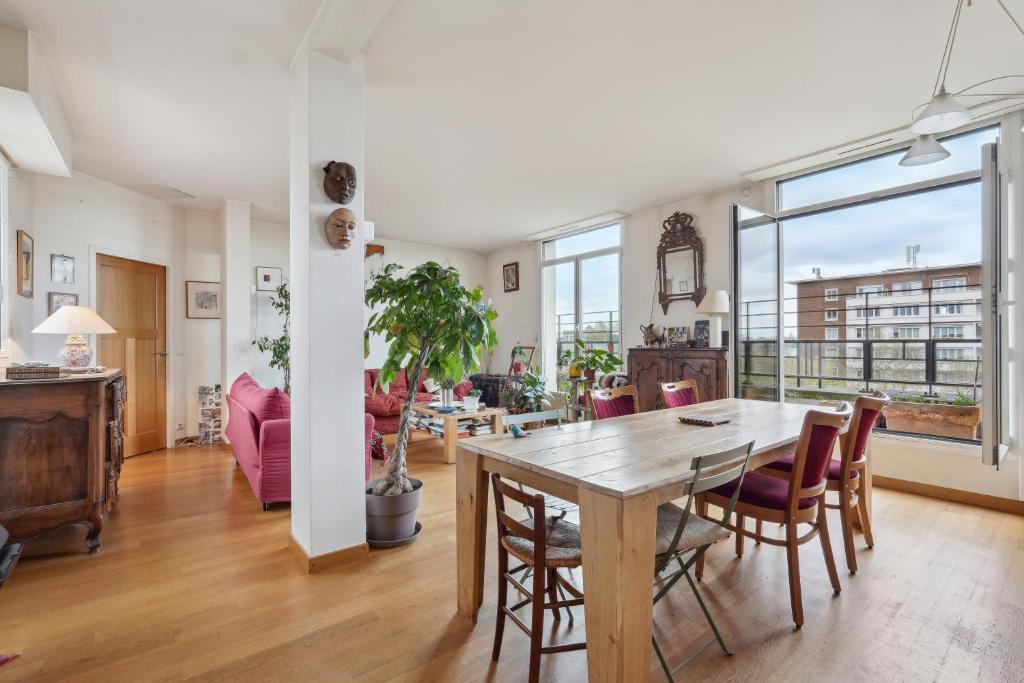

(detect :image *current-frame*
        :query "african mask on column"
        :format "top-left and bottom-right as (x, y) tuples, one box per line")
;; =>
(325, 208), (357, 249)
(323, 161), (357, 204)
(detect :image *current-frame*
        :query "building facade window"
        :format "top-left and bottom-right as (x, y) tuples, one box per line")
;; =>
(933, 325), (965, 339)
(856, 284), (884, 295)
(932, 277), (967, 292)
(893, 306), (920, 317)
(824, 308), (838, 321)
(895, 327), (921, 339)
(825, 327), (839, 340)
(934, 303), (963, 315)
(824, 287), (838, 301)
(892, 281), (922, 296)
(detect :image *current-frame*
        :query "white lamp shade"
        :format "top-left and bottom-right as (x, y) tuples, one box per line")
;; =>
(899, 135), (951, 167)
(697, 289), (730, 316)
(32, 306), (116, 335)
(910, 90), (971, 135)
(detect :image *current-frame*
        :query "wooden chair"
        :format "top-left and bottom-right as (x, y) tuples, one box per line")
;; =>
(761, 392), (888, 574)
(652, 441), (754, 682)
(660, 379), (701, 408)
(699, 402), (853, 627)
(491, 474), (586, 682)
(589, 384), (639, 419)
(501, 410), (577, 519)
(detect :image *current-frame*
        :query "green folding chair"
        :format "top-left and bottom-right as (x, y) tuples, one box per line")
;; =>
(651, 441), (754, 682)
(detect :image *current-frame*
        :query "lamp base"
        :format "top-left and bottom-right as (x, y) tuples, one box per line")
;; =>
(59, 334), (94, 368)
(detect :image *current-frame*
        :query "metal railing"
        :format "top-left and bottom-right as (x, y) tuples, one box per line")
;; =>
(555, 310), (622, 365)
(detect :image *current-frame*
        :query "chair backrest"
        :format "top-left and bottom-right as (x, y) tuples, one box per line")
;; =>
(589, 384), (639, 420)
(660, 379), (700, 408)
(785, 402), (853, 509)
(657, 441), (754, 566)
(491, 474), (547, 564)
(839, 391), (889, 476)
(501, 408), (564, 428)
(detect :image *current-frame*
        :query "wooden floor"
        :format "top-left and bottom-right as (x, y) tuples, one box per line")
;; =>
(2, 435), (1024, 682)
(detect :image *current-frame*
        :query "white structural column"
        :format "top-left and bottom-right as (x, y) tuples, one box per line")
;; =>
(220, 199), (252, 395)
(289, 49), (367, 558)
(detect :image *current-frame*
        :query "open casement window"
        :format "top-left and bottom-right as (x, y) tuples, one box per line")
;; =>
(981, 142), (1010, 466)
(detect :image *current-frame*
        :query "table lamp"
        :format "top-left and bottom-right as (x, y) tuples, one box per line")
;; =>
(31, 306), (116, 367)
(696, 289), (730, 348)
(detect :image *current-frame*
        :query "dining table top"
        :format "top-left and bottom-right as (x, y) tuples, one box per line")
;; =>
(458, 398), (833, 499)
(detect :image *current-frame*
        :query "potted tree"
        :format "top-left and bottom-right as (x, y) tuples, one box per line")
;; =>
(251, 281), (291, 394)
(364, 261), (497, 545)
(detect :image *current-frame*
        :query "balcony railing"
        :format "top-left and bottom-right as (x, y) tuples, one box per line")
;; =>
(555, 310), (622, 367)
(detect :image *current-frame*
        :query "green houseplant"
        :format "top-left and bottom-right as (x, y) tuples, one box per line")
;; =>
(251, 281), (291, 394)
(364, 261), (497, 541)
(501, 370), (551, 414)
(567, 338), (622, 380)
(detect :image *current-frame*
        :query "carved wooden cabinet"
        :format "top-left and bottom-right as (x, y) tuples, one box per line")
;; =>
(0, 369), (126, 552)
(627, 347), (728, 412)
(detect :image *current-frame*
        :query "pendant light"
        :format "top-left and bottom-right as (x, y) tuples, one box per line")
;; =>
(899, 135), (952, 166)
(911, 87), (971, 134)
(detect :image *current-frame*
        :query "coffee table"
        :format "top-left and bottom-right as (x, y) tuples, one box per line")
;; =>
(411, 403), (505, 464)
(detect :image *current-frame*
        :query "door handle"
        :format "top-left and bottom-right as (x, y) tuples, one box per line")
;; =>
(157, 351), (169, 358)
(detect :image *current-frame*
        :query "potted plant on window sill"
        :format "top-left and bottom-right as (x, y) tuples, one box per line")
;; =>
(567, 339), (623, 381)
(501, 370), (553, 427)
(364, 262), (497, 546)
(881, 392), (982, 440)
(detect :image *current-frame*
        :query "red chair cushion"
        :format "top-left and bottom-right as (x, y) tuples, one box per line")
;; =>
(851, 408), (880, 461)
(710, 471), (817, 511)
(365, 392), (402, 417)
(663, 386), (697, 408)
(229, 372), (290, 424)
(763, 454), (859, 480)
(592, 394), (635, 419)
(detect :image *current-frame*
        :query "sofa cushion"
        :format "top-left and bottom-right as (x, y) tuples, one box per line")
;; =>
(365, 392), (402, 417)
(230, 372), (290, 424)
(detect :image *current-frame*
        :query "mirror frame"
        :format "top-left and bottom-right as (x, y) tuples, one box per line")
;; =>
(657, 211), (706, 313)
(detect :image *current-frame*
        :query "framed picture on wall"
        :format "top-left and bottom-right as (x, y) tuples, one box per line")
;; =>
(16, 230), (33, 298)
(502, 262), (519, 292)
(186, 280), (222, 319)
(51, 253), (75, 284)
(255, 266), (283, 291)
(48, 291), (79, 315)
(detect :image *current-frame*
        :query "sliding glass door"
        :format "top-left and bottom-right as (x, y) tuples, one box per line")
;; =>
(733, 205), (781, 401)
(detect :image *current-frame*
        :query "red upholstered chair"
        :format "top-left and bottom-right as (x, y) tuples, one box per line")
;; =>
(700, 402), (853, 627)
(660, 379), (700, 408)
(588, 385), (639, 420)
(761, 392), (888, 574)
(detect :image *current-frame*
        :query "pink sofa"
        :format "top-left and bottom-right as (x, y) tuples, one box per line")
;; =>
(226, 373), (375, 509)
(363, 368), (474, 434)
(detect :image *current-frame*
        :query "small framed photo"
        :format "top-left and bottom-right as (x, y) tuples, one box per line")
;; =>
(255, 266), (283, 291)
(48, 291), (79, 315)
(502, 262), (520, 293)
(186, 280), (222, 319)
(16, 230), (33, 298)
(51, 253), (75, 284)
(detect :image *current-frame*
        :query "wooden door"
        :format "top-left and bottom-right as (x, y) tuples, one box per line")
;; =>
(96, 254), (167, 456)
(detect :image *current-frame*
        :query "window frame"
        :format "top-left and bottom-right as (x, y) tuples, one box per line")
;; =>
(825, 327), (839, 340)
(824, 287), (838, 301)
(0, 158), (8, 358)
(824, 308), (838, 321)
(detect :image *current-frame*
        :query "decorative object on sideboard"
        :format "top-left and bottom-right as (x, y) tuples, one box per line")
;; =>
(627, 346), (728, 411)
(640, 323), (666, 347)
(5, 363), (60, 380)
(692, 320), (710, 348)
(48, 291), (79, 315)
(696, 289), (730, 348)
(665, 326), (689, 345)
(502, 261), (520, 292)
(185, 280), (222, 319)
(31, 305), (116, 367)
(657, 212), (706, 313)
(255, 265), (283, 291)
(325, 207), (357, 249)
(322, 160), (357, 204)
(16, 230), (33, 298)
(50, 253), (75, 284)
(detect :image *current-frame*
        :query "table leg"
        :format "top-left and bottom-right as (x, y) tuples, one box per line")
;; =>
(444, 416), (458, 464)
(456, 447), (488, 621)
(490, 412), (502, 435)
(579, 487), (657, 682)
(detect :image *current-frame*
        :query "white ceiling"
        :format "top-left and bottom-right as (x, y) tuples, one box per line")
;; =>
(1, 0), (1022, 250)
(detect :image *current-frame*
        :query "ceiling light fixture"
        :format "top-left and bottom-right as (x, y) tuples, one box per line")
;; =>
(901, 0), (1024, 166)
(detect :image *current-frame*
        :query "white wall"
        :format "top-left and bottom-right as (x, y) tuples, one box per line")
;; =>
(250, 218), (289, 389)
(364, 237), (487, 369)
(184, 209), (222, 435)
(485, 242), (539, 375)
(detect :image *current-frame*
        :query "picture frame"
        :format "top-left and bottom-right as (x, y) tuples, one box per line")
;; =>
(48, 291), (79, 315)
(16, 230), (33, 298)
(502, 262), (520, 293)
(255, 266), (283, 291)
(186, 280), (222, 319)
(508, 344), (536, 376)
(51, 253), (75, 285)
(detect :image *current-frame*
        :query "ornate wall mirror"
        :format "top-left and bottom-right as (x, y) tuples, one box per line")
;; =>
(657, 211), (706, 313)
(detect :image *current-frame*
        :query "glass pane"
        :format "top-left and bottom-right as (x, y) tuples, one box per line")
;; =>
(541, 261), (576, 384)
(542, 223), (621, 260)
(778, 126), (999, 211)
(579, 253), (621, 369)
(736, 207), (779, 401)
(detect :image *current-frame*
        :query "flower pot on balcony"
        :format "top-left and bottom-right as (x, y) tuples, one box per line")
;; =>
(584, 368), (596, 381)
(882, 401), (981, 440)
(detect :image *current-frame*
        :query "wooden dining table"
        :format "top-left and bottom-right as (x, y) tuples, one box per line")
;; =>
(455, 397), (865, 682)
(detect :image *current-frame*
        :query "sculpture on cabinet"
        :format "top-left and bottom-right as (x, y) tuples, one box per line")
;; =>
(323, 161), (357, 204)
(657, 211), (706, 314)
(325, 208), (357, 249)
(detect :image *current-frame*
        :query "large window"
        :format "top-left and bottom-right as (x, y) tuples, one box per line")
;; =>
(0, 158), (8, 357)
(540, 224), (622, 385)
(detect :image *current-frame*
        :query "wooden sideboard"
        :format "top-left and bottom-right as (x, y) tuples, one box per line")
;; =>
(0, 369), (126, 552)
(627, 346), (729, 412)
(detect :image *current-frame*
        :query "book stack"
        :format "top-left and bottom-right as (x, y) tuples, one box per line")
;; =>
(5, 363), (60, 380)
(467, 418), (493, 436)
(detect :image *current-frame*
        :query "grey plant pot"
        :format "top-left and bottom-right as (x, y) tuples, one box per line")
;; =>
(365, 477), (423, 544)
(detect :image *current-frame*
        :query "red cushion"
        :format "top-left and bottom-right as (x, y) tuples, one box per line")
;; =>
(229, 373), (290, 424)
(414, 392), (435, 403)
(763, 455), (859, 480)
(365, 392), (402, 417)
(390, 369), (409, 391)
(851, 408), (880, 461)
(364, 370), (374, 397)
(592, 394), (636, 419)
(663, 387), (697, 408)
(800, 424), (842, 488)
(711, 471), (817, 511)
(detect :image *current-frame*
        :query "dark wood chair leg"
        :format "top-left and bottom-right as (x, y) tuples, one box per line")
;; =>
(838, 486), (858, 575)
(735, 514), (745, 558)
(816, 498), (842, 595)
(529, 563), (545, 683)
(785, 522), (803, 627)
(492, 551), (508, 661)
